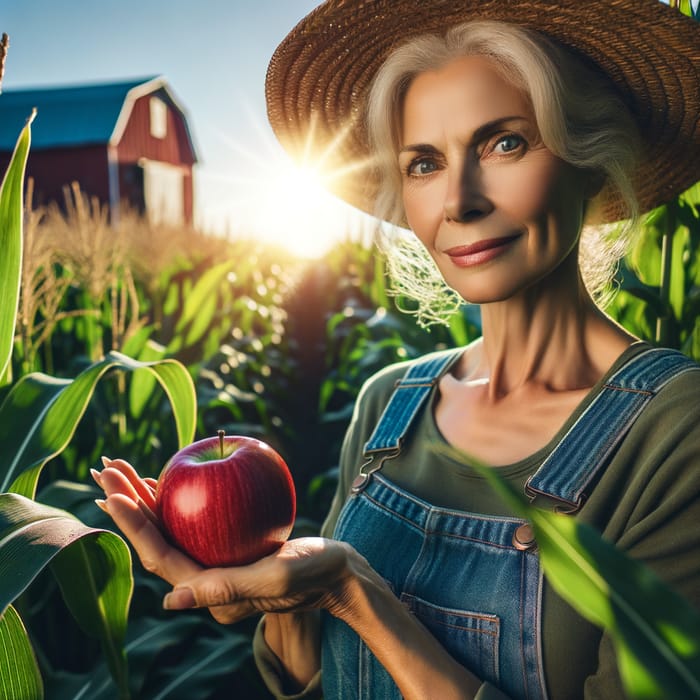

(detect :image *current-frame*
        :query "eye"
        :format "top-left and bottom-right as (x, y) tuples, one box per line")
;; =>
(406, 156), (440, 177)
(492, 133), (526, 155)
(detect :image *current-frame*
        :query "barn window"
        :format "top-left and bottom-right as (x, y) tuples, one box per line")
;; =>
(149, 97), (168, 139)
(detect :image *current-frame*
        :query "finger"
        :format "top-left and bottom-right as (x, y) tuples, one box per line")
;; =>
(98, 466), (160, 528)
(101, 457), (157, 510)
(100, 466), (139, 500)
(95, 498), (109, 514)
(104, 493), (202, 586)
(90, 468), (105, 489)
(164, 567), (262, 617)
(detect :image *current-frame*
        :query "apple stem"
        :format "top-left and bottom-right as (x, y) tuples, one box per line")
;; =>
(218, 430), (225, 459)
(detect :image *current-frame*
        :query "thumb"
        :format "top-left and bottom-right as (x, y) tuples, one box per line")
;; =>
(163, 575), (257, 625)
(163, 586), (196, 610)
(163, 567), (250, 609)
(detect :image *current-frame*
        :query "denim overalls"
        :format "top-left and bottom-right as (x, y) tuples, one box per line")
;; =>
(321, 345), (697, 699)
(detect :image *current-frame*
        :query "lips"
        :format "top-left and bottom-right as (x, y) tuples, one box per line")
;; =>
(442, 233), (522, 268)
(444, 234), (522, 257)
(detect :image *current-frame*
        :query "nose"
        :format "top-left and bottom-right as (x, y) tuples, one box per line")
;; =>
(444, 158), (493, 223)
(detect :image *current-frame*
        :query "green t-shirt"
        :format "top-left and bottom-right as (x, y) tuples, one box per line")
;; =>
(256, 342), (700, 699)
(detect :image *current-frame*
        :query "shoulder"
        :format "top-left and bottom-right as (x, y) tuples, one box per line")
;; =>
(612, 350), (700, 506)
(341, 346), (464, 463)
(643, 350), (700, 419)
(335, 346), (464, 499)
(606, 344), (700, 423)
(611, 348), (700, 460)
(355, 346), (464, 420)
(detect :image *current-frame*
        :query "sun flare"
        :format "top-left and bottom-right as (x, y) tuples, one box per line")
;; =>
(249, 160), (347, 258)
(205, 126), (376, 259)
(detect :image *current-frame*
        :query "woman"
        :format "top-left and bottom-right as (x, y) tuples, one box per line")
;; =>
(94, 1), (700, 698)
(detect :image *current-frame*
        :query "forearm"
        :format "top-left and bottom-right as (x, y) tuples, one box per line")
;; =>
(337, 554), (481, 700)
(262, 611), (321, 693)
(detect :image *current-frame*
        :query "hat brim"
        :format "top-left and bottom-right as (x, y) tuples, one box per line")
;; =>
(266, 0), (700, 224)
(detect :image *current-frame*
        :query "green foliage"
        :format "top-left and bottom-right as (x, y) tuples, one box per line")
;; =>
(608, 184), (700, 359)
(0, 494), (133, 699)
(0, 121), (208, 698)
(0, 353), (196, 498)
(0, 109), (31, 384)
(43, 616), (257, 700)
(674, 0), (700, 21)
(0, 605), (43, 700)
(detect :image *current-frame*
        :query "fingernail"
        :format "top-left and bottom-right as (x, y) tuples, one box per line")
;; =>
(164, 586), (196, 610)
(94, 499), (109, 514)
(100, 456), (112, 468)
(90, 468), (103, 486)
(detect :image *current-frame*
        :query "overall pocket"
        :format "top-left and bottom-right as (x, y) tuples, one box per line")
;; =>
(400, 593), (501, 687)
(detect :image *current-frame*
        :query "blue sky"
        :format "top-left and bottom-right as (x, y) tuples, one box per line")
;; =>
(2, 0), (371, 256)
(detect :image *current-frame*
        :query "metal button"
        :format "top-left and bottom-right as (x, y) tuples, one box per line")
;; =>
(513, 523), (536, 551)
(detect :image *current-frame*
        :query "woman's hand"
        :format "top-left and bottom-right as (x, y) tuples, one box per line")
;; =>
(92, 459), (360, 624)
(93, 458), (330, 688)
(161, 536), (362, 624)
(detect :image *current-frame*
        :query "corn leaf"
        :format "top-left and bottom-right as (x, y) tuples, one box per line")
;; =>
(669, 225), (689, 322)
(172, 259), (234, 349)
(678, 0), (700, 20)
(50, 539), (132, 699)
(0, 114), (33, 384)
(0, 604), (43, 700)
(438, 445), (700, 699)
(102, 616), (206, 699)
(0, 493), (132, 699)
(0, 351), (196, 498)
(127, 339), (166, 420)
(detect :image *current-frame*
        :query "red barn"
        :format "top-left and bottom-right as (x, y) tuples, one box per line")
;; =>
(0, 76), (198, 225)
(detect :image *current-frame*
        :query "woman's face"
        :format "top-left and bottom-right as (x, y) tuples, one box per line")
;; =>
(399, 55), (589, 304)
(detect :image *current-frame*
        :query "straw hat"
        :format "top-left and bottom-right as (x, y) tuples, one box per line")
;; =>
(266, 0), (700, 223)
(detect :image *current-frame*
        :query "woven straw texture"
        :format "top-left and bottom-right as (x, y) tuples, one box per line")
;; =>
(266, 0), (700, 222)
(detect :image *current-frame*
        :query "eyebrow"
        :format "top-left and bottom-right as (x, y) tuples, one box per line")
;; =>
(399, 115), (530, 154)
(398, 143), (441, 155)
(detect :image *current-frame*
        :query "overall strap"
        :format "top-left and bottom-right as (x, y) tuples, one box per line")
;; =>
(364, 349), (463, 455)
(526, 346), (699, 512)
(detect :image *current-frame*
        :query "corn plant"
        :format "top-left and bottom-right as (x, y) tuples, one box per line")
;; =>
(0, 98), (228, 700)
(607, 183), (700, 359)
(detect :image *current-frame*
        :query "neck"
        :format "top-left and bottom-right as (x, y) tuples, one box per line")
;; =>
(471, 259), (634, 399)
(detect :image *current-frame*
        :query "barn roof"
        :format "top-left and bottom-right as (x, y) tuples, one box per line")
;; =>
(0, 76), (198, 159)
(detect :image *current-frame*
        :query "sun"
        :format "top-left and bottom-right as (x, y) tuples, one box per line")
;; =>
(204, 129), (375, 259)
(248, 159), (354, 258)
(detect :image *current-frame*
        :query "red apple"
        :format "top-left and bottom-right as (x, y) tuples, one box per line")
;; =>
(156, 431), (296, 567)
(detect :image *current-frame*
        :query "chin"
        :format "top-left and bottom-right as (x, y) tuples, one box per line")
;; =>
(445, 277), (525, 305)
(443, 261), (569, 305)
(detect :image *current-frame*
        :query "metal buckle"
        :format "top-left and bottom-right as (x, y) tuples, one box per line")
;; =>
(351, 449), (400, 494)
(526, 486), (583, 515)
